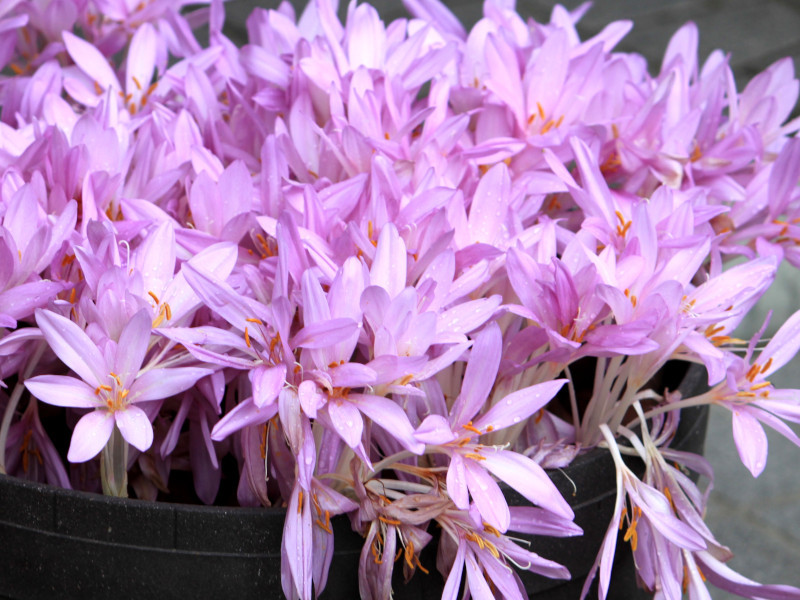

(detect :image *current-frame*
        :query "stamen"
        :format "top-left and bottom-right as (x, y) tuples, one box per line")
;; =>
(398, 374), (414, 386)
(464, 453), (486, 461)
(315, 510), (332, 534)
(761, 358), (773, 373)
(462, 421), (482, 435)
(378, 516), (401, 526)
(244, 327), (251, 348)
(246, 317), (264, 324)
(164, 303), (172, 320)
(132, 76), (142, 90)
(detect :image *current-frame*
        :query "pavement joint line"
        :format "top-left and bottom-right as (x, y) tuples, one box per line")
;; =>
(707, 491), (800, 547)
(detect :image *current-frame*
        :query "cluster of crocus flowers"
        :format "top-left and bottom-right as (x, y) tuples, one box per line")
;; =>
(1, 0), (800, 598)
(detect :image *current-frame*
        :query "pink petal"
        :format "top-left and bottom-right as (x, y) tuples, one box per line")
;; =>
(126, 23), (157, 107)
(114, 309), (152, 386)
(35, 309), (106, 387)
(760, 309), (800, 377)
(115, 405), (154, 452)
(62, 31), (120, 93)
(25, 375), (98, 408)
(464, 550), (495, 599)
(348, 393), (424, 454)
(474, 379), (567, 433)
(251, 364), (286, 408)
(211, 397), (278, 441)
(450, 322), (502, 427)
(441, 541), (466, 600)
(131, 367), (213, 403)
(369, 223), (407, 299)
(283, 484), (313, 600)
(467, 162), (510, 246)
(483, 449), (573, 520)
(67, 410), (115, 462)
(446, 452), (469, 509)
(326, 400), (364, 449)
(465, 459), (510, 532)
(290, 318), (359, 349)
(415, 414), (457, 445)
(436, 295), (502, 337)
(730, 406), (769, 477)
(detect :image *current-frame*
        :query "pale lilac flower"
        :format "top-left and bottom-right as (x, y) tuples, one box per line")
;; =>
(25, 308), (211, 461)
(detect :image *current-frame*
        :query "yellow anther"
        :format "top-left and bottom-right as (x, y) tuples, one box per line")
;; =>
(462, 421), (482, 435)
(464, 453), (486, 461)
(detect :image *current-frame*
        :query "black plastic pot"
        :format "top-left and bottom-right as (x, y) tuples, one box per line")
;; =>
(0, 365), (708, 600)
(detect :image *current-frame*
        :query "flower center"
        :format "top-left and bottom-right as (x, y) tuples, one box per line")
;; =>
(94, 372), (129, 412)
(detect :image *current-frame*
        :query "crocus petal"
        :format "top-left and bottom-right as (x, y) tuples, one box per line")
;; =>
(348, 393), (424, 454)
(483, 449), (573, 520)
(291, 318), (359, 349)
(284, 484), (313, 600)
(251, 364), (286, 408)
(211, 397), (278, 441)
(730, 405), (769, 477)
(114, 309), (152, 386)
(130, 367), (213, 403)
(67, 410), (115, 462)
(34, 309), (106, 387)
(326, 400), (364, 449)
(369, 223), (407, 298)
(509, 506), (583, 537)
(126, 23), (157, 107)
(441, 540), (466, 600)
(115, 405), (154, 452)
(759, 309), (800, 377)
(446, 452), (469, 509)
(25, 375), (98, 408)
(62, 31), (120, 93)
(474, 379), (567, 433)
(464, 458), (510, 532)
(415, 414), (457, 445)
(450, 322), (502, 427)
(436, 295), (502, 337)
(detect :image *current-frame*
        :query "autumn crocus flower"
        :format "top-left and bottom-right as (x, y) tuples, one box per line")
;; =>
(25, 308), (212, 461)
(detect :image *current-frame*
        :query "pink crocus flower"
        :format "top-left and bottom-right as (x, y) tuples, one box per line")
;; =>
(25, 308), (212, 461)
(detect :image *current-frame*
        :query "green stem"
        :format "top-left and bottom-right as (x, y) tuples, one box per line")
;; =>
(100, 426), (129, 497)
(0, 341), (46, 475)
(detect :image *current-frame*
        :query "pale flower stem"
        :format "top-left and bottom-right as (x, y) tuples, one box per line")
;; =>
(0, 382), (26, 475)
(0, 341), (46, 474)
(100, 426), (129, 497)
(580, 355), (624, 444)
(633, 393), (716, 424)
(564, 365), (580, 433)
